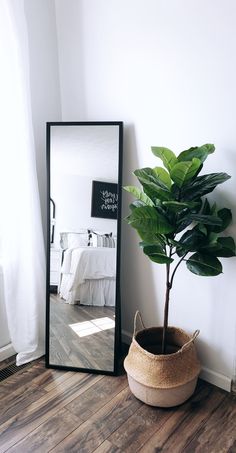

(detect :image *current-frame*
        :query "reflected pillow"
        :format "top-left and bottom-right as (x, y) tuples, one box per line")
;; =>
(60, 231), (89, 249)
(88, 230), (115, 248)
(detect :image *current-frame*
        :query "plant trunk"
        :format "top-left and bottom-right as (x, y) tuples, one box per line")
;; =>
(161, 285), (171, 354)
(162, 263), (171, 354)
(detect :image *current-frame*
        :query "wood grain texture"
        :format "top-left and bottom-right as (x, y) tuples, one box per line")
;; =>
(0, 372), (101, 452)
(50, 387), (142, 452)
(93, 440), (123, 453)
(65, 374), (128, 421)
(137, 382), (226, 453)
(6, 407), (81, 453)
(0, 358), (236, 453)
(0, 359), (45, 398)
(49, 296), (115, 370)
(183, 392), (236, 453)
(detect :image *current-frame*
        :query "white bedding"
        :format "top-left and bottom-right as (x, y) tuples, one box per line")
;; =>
(59, 247), (116, 305)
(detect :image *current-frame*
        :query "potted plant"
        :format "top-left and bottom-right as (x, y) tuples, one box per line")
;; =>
(123, 144), (235, 407)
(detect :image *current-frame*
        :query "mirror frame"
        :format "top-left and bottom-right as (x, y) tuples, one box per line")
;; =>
(45, 121), (123, 375)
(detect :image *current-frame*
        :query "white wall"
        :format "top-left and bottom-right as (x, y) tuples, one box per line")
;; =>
(24, 0), (62, 241)
(55, 0), (85, 120)
(54, 0), (236, 389)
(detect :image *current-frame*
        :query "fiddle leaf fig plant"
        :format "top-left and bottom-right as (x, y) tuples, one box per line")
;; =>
(124, 144), (235, 354)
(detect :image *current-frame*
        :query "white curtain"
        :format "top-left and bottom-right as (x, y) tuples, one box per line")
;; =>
(0, 1), (45, 365)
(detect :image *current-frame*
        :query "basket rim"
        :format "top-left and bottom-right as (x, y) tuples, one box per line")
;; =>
(133, 325), (196, 361)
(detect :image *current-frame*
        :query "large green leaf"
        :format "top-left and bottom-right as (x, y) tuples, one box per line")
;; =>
(195, 199), (220, 234)
(170, 158), (202, 188)
(216, 237), (236, 257)
(195, 224), (208, 236)
(177, 229), (207, 256)
(198, 243), (220, 255)
(188, 214), (222, 226)
(171, 183), (181, 200)
(134, 168), (168, 190)
(129, 201), (146, 211)
(181, 173), (231, 200)
(178, 144), (215, 163)
(142, 184), (172, 202)
(208, 232), (219, 243)
(200, 237), (236, 257)
(125, 206), (174, 234)
(186, 253), (223, 276)
(137, 232), (166, 247)
(151, 147), (178, 172)
(175, 213), (222, 235)
(201, 198), (211, 215)
(143, 245), (173, 264)
(175, 215), (193, 233)
(134, 168), (172, 201)
(163, 200), (201, 213)
(124, 186), (154, 206)
(153, 167), (172, 189)
(211, 208), (232, 233)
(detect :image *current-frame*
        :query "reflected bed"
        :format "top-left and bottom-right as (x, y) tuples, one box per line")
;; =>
(59, 246), (116, 306)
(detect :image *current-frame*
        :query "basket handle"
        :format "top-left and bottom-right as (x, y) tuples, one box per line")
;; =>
(179, 329), (200, 353)
(133, 310), (145, 336)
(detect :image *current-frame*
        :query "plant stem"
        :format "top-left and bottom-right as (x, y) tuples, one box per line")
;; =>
(169, 253), (188, 289)
(161, 251), (187, 354)
(162, 276), (171, 354)
(161, 248), (172, 354)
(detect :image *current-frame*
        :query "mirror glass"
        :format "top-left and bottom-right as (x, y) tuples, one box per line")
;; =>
(46, 122), (123, 374)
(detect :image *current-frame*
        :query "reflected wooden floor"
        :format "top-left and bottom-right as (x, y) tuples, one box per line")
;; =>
(49, 294), (115, 371)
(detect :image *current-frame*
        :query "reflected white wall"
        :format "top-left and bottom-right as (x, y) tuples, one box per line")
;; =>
(51, 125), (119, 246)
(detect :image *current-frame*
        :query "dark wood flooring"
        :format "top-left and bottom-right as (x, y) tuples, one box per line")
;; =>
(49, 295), (115, 371)
(0, 356), (236, 452)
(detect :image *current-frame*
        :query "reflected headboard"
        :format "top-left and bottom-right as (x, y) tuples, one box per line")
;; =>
(50, 198), (55, 244)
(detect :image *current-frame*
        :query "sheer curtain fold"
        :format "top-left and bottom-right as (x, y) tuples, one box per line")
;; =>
(0, 0), (45, 365)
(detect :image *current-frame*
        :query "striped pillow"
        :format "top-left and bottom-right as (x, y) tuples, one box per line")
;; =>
(88, 230), (115, 248)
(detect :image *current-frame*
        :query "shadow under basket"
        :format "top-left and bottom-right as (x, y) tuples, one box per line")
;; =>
(124, 312), (201, 408)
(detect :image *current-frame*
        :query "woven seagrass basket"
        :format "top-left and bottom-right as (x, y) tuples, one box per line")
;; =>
(124, 311), (201, 407)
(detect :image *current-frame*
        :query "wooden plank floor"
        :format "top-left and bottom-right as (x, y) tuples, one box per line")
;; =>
(0, 357), (236, 452)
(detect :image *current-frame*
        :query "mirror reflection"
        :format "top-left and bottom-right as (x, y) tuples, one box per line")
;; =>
(48, 123), (122, 372)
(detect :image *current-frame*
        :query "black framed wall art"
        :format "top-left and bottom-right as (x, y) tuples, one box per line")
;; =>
(91, 180), (118, 219)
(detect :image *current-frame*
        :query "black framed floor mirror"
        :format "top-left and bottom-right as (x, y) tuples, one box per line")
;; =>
(46, 122), (123, 375)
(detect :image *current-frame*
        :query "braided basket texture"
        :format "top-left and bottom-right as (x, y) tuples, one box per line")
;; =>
(124, 312), (201, 407)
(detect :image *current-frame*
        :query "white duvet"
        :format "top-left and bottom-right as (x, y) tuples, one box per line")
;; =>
(61, 246), (116, 291)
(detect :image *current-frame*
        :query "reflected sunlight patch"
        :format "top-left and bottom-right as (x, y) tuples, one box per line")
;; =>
(69, 317), (115, 337)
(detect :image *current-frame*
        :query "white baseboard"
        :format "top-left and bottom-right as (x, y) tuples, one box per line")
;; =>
(0, 343), (15, 362)
(200, 367), (232, 392)
(122, 329), (232, 393)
